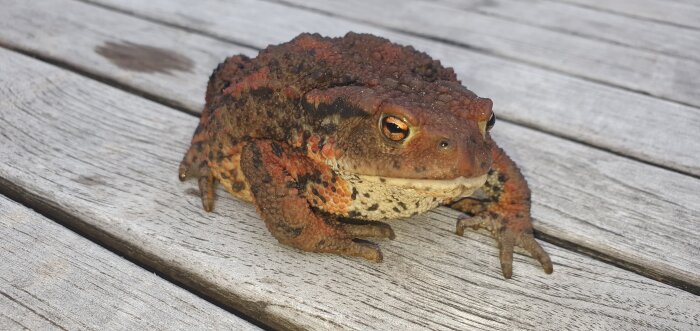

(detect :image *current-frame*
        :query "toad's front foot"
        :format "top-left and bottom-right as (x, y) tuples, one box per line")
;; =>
(456, 212), (553, 278)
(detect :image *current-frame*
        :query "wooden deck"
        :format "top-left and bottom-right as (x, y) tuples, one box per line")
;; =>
(0, 0), (698, 330)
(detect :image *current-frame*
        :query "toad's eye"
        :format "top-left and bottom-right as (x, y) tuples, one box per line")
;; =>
(381, 115), (410, 142)
(486, 112), (496, 131)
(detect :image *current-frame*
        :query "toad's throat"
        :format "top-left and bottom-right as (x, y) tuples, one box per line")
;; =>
(336, 173), (488, 220)
(353, 173), (488, 197)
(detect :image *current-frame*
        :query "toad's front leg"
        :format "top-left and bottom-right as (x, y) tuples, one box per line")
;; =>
(452, 145), (553, 278)
(240, 140), (395, 261)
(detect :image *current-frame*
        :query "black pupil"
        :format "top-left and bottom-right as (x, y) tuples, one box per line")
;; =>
(487, 113), (496, 129)
(386, 121), (403, 133)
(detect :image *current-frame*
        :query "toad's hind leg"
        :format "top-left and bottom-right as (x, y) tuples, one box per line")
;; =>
(179, 127), (217, 212)
(240, 140), (394, 261)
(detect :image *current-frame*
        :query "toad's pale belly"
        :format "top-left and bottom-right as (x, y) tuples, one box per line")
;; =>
(331, 173), (488, 220)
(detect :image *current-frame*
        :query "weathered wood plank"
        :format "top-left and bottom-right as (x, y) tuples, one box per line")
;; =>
(261, 0), (700, 107)
(2, 0), (699, 287)
(430, 0), (700, 61)
(1, 46), (699, 330)
(3, 0), (698, 178)
(554, 0), (700, 30)
(0, 195), (259, 331)
(0, 0), (256, 112)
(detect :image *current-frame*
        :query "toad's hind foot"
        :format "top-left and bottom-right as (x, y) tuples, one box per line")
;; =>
(456, 212), (553, 278)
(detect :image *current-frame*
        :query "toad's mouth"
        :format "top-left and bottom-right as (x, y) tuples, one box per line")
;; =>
(349, 173), (488, 198)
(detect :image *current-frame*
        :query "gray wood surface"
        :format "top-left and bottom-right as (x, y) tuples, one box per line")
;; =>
(555, 0), (700, 30)
(2, 0), (698, 289)
(0, 0), (256, 112)
(0, 0), (700, 176)
(271, 0), (700, 107)
(1, 45), (699, 330)
(432, 0), (700, 61)
(0, 195), (259, 331)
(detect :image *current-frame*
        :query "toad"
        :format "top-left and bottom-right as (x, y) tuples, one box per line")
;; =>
(179, 32), (553, 278)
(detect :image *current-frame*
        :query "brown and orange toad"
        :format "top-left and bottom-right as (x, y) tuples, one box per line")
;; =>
(179, 32), (552, 278)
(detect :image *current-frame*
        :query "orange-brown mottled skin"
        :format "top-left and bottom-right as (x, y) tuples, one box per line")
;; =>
(179, 32), (552, 278)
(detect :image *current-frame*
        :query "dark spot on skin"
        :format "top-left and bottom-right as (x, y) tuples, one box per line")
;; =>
(250, 87), (274, 97)
(271, 142), (284, 157)
(379, 178), (386, 183)
(262, 174), (272, 183)
(322, 181), (328, 188)
(249, 143), (263, 169)
(312, 170), (323, 183)
(414, 166), (426, 173)
(351, 187), (358, 200)
(398, 201), (407, 210)
(320, 123), (337, 134)
(331, 186), (336, 192)
(415, 201), (420, 208)
(363, 193), (370, 198)
(196, 142), (204, 152)
(480, 161), (489, 170)
(303, 97), (368, 120)
(220, 172), (230, 179)
(368, 204), (379, 211)
(348, 211), (361, 218)
(232, 181), (245, 191)
(275, 223), (303, 238)
(392, 207), (400, 213)
(95, 41), (193, 74)
(76, 175), (108, 187)
(217, 151), (224, 161)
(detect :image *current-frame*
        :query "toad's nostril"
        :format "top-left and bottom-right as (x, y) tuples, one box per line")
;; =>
(438, 138), (451, 150)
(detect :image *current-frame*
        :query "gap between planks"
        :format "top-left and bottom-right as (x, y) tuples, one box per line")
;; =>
(1, 46), (699, 330)
(0, 194), (262, 331)
(553, 0), (700, 31)
(65, 0), (700, 178)
(2, 38), (698, 298)
(0, 0), (698, 290)
(429, 0), (700, 62)
(264, 0), (700, 109)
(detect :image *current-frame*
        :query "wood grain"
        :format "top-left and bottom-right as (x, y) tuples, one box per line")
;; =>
(555, 0), (700, 30)
(1, 46), (699, 330)
(0, 0), (256, 112)
(0, 195), (259, 331)
(431, 0), (700, 61)
(3, 0), (698, 177)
